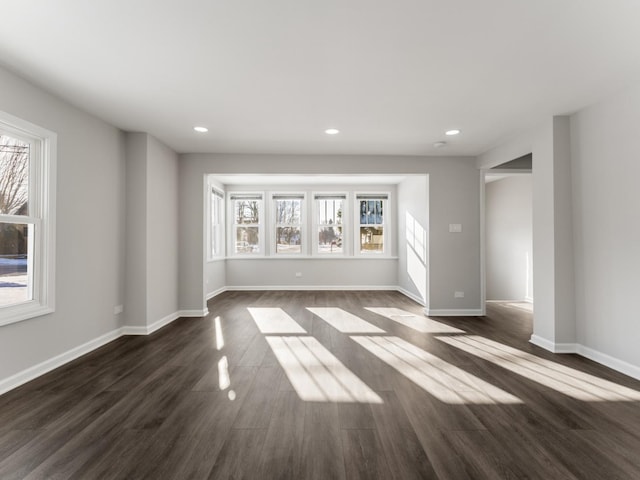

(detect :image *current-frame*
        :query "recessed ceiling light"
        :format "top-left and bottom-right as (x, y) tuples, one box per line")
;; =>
(194, 126), (208, 133)
(445, 129), (461, 136)
(325, 128), (340, 135)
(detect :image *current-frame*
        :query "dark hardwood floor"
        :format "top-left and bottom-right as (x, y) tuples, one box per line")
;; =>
(1, 291), (640, 479)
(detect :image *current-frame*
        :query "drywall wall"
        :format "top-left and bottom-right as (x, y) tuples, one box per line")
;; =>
(571, 82), (640, 370)
(125, 133), (179, 327)
(485, 175), (533, 301)
(146, 135), (179, 323)
(124, 133), (148, 327)
(397, 176), (429, 305)
(478, 117), (575, 347)
(207, 260), (226, 298)
(179, 154), (481, 314)
(226, 258), (398, 288)
(0, 65), (126, 383)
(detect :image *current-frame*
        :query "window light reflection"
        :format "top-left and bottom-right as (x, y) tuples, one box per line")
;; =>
(214, 316), (224, 350)
(437, 335), (640, 402)
(266, 336), (382, 404)
(306, 307), (385, 333)
(365, 307), (465, 334)
(218, 356), (230, 391)
(248, 307), (307, 334)
(351, 335), (522, 405)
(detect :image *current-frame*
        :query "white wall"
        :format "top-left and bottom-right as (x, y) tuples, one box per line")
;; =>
(125, 133), (179, 327)
(179, 154), (481, 315)
(124, 133), (148, 327)
(397, 176), (429, 305)
(478, 117), (576, 347)
(485, 175), (533, 301)
(0, 65), (126, 384)
(571, 82), (640, 371)
(146, 135), (179, 323)
(206, 260), (226, 298)
(226, 258), (398, 288)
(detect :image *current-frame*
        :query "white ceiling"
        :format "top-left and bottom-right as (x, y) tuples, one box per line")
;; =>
(1, 1), (639, 156)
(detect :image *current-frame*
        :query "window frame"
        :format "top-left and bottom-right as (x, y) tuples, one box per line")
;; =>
(207, 185), (225, 261)
(0, 110), (56, 327)
(312, 192), (347, 256)
(228, 192), (264, 257)
(271, 193), (306, 256)
(354, 192), (390, 256)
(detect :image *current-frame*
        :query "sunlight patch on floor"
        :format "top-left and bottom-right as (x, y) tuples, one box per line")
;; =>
(214, 316), (224, 351)
(351, 335), (522, 404)
(365, 307), (465, 334)
(218, 356), (230, 390)
(438, 335), (640, 402)
(266, 336), (383, 404)
(248, 307), (307, 334)
(306, 307), (386, 333)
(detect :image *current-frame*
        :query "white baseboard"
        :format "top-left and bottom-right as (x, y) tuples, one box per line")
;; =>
(207, 286), (228, 300)
(530, 335), (578, 354)
(0, 327), (124, 396)
(529, 334), (559, 352)
(122, 311), (183, 336)
(396, 287), (426, 306)
(424, 308), (484, 317)
(121, 325), (149, 335)
(178, 309), (209, 317)
(524, 296), (534, 303)
(529, 335), (640, 381)
(577, 345), (640, 381)
(225, 285), (399, 291)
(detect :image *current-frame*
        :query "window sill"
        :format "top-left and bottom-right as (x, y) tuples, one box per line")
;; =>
(0, 302), (54, 327)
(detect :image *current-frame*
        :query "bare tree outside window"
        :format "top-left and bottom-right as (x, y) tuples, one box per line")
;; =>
(275, 198), (302, 254)
(233, 199), (261, 253)
(0, 135), (29, 215)
(317, 198), (343, 254)
(0, 134), (31, 306)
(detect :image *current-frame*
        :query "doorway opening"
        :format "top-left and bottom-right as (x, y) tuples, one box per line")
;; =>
(482, 154), (533, 320)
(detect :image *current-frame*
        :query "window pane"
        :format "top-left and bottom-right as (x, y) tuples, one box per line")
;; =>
(360, 200), (383, 225)
(235, 200), (260, 224)
(318, 199), (342, 225)
(276, 226), (301, 253)
(276, 199), (301, 224)
(0, 222), (31, 307)
(235, 226), (259, 253)
(318, 226), (343, 254)
(360, 226), (383, 253)
(0, 134), (29, 215)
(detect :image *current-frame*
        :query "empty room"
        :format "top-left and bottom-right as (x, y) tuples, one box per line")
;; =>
(1, 1), (640, 479)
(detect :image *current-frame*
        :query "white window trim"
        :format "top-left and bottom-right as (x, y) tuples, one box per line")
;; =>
(228, 192), (265, 257)
(271, 192), (306, 256)
(207, 184), (225, 261)
(354, 192), (390, 257)
(0, 111), (56, 327)
(312, 192), (348, 256)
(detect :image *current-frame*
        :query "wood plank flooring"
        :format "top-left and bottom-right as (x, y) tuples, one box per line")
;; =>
(1, 291), (640, 479)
